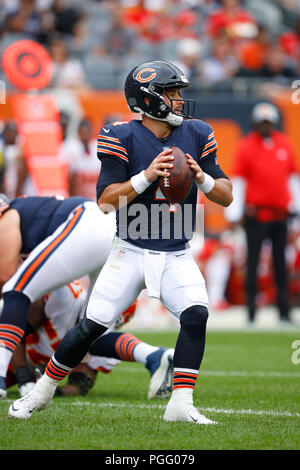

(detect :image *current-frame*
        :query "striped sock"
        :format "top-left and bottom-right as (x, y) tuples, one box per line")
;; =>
(0, 324), (24, 377)
(0, 323), (24, 353)
(173, 368), (198, 391)
(115, 333), (142, 361)
(45, 356), (72, 381)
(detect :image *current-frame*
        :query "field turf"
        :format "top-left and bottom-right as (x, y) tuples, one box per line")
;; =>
(0, 330), (299, 451)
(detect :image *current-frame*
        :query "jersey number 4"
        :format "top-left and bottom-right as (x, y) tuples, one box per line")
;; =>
(154, 186), (177, 212)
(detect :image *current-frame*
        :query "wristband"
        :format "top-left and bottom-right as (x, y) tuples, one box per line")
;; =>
(197, 173), (215, 193)
(130, 170), (151, 194)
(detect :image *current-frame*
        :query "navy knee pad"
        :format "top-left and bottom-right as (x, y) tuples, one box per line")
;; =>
(0, 290), (31, 331)
(77, 317), (105, 342)
(174, 305), (208, 371)
(180, 305), (208, 330)
(54, 317), (107, 369)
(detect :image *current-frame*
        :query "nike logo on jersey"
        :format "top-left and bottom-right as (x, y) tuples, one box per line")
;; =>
(103, 128), (110, 133)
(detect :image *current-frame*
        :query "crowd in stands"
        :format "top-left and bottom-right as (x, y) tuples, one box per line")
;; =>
(0, 0), (299, 92)
(0, 1), (300, 315)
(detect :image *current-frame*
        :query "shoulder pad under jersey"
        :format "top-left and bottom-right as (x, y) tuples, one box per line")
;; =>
(100, 121), (132, 140)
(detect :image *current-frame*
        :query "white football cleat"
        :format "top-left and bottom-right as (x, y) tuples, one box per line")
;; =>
(8, 389), (52, 419)
(147, 348), (174, 399)
(164, 403), (217, 424)
(19, 381), (35, 397)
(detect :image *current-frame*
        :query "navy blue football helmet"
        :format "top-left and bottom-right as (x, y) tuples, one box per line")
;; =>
(124, 60), (195, 126)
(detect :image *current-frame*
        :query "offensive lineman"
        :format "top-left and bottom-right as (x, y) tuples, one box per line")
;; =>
(9, 60), (233, 423)
(0, 194), (116, 398)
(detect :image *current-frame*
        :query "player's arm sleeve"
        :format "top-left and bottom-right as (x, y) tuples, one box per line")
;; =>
(198, 124), (229, 179)
(200, 151), (229, 179)
(199, 128), (229, 179)
(96, 127), (129, 200)
(96, 156), (128, 200)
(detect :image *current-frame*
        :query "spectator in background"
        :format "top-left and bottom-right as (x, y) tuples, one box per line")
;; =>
(0, 121), (34, 198)
(0, 125), (5, 193)
(65, 15), (91, 59)
(60, 119), (99, 200)
(48, 37), (89, 89)
(51, 0), (81, 37)
(279, 15), (300, 60)
(123, 0), (175, 44)
(237, 24), (271, 73)
(257, 44), (298, 84)
(206, 0), (257, 42)
(225, 102), (300, 324)
(93, 7), (137, 60)
(174, 37), (203, 83)
(172, 9), (201, 40)
(4, 0), (42, 40)
(201, 35), (239, 84)
(59, 111), (70, 143)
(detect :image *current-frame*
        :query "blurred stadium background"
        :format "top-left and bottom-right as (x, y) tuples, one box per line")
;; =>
(0, 0), (300, 330)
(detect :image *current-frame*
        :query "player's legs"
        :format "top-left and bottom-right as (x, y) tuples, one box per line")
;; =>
(50, 241), (144, 371)
(0, 202), (114, 394)
(8, 240), (145, 418)
(244, 217), (266, 322)
(270, 220), (290, 321)
(89, 332), (174, 399)
(3, 202), (114, 301)
(160, 249), (216, 424)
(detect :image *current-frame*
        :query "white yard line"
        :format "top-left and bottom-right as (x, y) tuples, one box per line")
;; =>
(1, 399), (299, 418)
(117, 367), (300, 378)
(200, 370), (300, 378)
(65, 402), (300, 418)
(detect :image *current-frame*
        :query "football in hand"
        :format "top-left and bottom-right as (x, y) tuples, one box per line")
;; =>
(159, 146), (194, 204)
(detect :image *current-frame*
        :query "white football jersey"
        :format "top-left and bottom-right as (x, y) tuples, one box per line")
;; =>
(25, 280), (121, 374)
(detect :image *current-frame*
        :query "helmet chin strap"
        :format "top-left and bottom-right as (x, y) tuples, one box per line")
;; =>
(166, 112), (183, 127)
(140, 110), (183, 127)
(138, 86), (184, 127)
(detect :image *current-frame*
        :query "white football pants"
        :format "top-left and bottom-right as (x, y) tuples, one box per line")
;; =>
(86, 237), (209, 327)
(2, 202), (116, 302)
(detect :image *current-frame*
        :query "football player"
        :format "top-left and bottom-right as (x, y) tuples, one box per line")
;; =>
(0, 193), (116, 398)
(9, 60), (232, 423)
(5, 282), (174, 400)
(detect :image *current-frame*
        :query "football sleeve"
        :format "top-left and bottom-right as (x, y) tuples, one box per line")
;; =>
(96, 126), (129, 199)
(200, 128), (229, 179)
(200, 152), (229, 179)
(96, 156), (128, 200)
(97, 127), (129, 165)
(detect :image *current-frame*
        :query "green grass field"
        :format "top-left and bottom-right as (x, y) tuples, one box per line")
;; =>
(0, 330), (299, 451)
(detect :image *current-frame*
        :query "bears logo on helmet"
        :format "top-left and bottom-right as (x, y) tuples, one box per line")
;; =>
(135, 68), (157, 83)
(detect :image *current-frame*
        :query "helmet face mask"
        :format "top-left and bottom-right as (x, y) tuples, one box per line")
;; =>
(125, 60), (195, 126)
